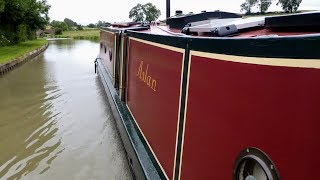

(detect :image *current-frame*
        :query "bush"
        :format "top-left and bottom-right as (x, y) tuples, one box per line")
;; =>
(17, 24), (28, 42)
(1, 27), (18, 45)
(0, 34), (10, 47)
(0, 24), (37, 46)
(77, 25), (84, 31)
(55, 28), (63, 35)
(28, 30), (36, 40)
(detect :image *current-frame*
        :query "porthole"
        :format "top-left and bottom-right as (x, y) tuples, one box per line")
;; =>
(233, 148), (280, 180)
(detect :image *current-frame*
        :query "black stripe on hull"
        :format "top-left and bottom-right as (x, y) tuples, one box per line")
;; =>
(174, 46), (191, 180)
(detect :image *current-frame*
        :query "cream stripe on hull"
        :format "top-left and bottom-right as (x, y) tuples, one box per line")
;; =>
(130, 37), (185, 53)
(101, 29), (115, 34)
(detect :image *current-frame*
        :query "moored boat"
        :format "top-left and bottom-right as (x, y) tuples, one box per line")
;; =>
(95, 9), (320, 180)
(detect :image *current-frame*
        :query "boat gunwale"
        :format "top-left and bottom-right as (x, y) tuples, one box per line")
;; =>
(96, 58), (162, 180)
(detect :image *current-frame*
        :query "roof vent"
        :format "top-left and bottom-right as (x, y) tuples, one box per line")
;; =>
(175, 10), (183, 16)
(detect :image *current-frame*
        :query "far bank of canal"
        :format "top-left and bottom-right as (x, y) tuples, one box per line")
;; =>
(0, 39), (132, 179)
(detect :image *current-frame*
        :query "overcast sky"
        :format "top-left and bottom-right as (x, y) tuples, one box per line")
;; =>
(48, 0), (320, 25)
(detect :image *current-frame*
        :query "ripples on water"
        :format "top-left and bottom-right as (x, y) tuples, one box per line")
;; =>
(0, 40), (132, 180)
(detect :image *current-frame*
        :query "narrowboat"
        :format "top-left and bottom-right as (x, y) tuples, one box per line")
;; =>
(95, 8), (320, 180)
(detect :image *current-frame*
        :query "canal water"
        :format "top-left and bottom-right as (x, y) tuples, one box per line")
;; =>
(0, 40), (132, 180)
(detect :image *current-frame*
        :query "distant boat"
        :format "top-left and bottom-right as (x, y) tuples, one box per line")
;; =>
(95, 10), (320, 180)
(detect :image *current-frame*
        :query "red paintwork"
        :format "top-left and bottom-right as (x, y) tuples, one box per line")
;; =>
(100, 31), (115, 77)
(180, 55), (320, 179)
(126, 39), (184, 179)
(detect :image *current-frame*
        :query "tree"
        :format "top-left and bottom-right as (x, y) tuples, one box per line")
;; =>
(51, 20), (68, 31)
(129, 3), (161, 22)
(96, 20), (111, 27)
(64, 18), (77, 29)
(0, 0), (51, 45)
(277, 0), (302, 13)
(0, 0), (4, 14)
(240, 0), (257, 14)
(241, 0), (273, 14)
(96, 21), (105, 27)
(129, 3), (145, 22)
(24, 0), (51, 31)
(87, 23), (96, 28)
(257, 0), (272, 13)
(143, 3), (161, 22)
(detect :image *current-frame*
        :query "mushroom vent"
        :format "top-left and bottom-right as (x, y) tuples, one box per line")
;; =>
(175, 10), (183, 16)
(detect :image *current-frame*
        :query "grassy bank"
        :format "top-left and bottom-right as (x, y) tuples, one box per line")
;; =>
(0, 39), (47, 65)
(54, 29), (100, 40)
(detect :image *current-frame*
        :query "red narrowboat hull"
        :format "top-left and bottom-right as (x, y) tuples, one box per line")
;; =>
(97, 25), (320, 180)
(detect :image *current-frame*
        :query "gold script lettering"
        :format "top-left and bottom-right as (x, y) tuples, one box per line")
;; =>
(136, 61), (157, 92)
(151, 80), (156, 91)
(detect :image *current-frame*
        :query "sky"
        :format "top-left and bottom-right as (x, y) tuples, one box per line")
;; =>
(48, 0), (320, 25)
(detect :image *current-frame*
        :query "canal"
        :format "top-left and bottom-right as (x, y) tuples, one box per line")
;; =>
(0, 40), (133, 180)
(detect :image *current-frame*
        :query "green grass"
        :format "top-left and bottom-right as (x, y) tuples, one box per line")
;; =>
(0, 39), (47, 65)
(54, 29), (100, 40)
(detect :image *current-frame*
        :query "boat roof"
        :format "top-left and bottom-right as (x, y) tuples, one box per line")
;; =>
(104, 11), (320, 39)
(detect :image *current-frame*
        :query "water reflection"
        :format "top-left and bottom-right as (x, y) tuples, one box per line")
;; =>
(0, 39), (132, 180)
